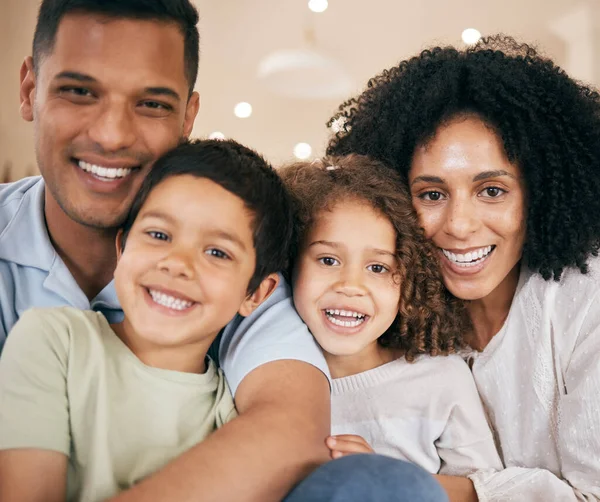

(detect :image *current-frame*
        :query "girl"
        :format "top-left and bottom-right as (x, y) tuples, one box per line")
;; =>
(280, 154), (502, 479)
(327, 35), (600, 501)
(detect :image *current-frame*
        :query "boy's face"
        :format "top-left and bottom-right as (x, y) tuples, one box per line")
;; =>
(21, 13), (199, 229)
(114, 175), (262, 350)
(293, 200), (401, 369)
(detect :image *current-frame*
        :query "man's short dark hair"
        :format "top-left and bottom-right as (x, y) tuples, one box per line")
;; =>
(121, 139), (295, 294)
(32, 0), (200, 96)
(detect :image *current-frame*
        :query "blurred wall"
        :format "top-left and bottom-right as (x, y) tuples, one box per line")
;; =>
(1, 0), (598, 182)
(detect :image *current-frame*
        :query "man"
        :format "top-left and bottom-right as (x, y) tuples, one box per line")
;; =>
(0, 1), (448, 501)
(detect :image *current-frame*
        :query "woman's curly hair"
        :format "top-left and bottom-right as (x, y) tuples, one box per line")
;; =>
(279, 154), (470, 360)
(327, 35), (600, 280)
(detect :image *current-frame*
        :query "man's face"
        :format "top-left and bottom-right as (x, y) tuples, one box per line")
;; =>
(21, 13), (199, 229)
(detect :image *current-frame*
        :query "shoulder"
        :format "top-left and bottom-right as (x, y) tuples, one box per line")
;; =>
(521, 256), (600, 317)
(411, 354), (474, 386)
(11, 307), (104, 344)
(0, 177), (43, 233)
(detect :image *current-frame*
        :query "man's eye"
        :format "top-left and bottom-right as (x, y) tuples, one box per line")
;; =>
(141, 101), (172, 111)
(148, 231), (169, 241)
(206, 248), (230, 260)
(318, 257), (339, 266)
(60, 87), (93, 97)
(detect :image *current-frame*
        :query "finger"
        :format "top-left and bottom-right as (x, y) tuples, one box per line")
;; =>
(329, 434), (371, 446)
(327, 437), (373, 454)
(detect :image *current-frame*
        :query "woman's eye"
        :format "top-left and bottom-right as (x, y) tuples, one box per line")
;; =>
(148, 231), (169, 241)
(419, 191), (444, 202)
(318, 257), (339, 266)
(367, 264), (388, 274)
(480, 187), (506, 198)
(206, 248), (230, 260)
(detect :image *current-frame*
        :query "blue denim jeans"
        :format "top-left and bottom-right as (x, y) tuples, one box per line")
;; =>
(283, 454), (448, 502)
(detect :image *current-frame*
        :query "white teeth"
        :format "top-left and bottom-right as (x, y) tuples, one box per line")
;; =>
(78, 160), (134, 181)
(148, 289), (194, 311)
(324, 309), (367, 328)
(442, 246), (493, 266)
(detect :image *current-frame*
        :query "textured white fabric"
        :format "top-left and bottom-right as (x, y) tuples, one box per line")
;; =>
(468, 257), (600, 501)
(331, 354), (502, 476)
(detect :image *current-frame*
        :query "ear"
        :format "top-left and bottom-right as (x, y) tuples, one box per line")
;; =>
(183, 91), (200, 138)
(20, 56), (36, 122)
(115, 229), (125, 263)
(238, 273), (280, 317)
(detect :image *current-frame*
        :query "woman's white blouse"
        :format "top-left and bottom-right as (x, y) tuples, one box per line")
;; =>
(468, 257), (600, 501)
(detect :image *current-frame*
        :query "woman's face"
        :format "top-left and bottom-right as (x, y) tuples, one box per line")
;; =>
(409, 116), (527, 301)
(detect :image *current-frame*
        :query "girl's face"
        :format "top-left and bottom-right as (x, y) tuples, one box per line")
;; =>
(292, 199), (401, 374)
(409, 116), (526, 302)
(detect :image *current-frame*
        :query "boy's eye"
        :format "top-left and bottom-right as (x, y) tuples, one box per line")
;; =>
(318, 257), (339, 266)
(206, 248), (230, 260)
(148, 231), (169, 241)
(367, 264), (388, 274)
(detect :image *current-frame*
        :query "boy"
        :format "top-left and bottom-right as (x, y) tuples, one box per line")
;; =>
(0, 139), (293, 502)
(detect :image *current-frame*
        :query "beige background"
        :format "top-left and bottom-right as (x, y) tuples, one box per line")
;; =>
(1, 0), (599, 180)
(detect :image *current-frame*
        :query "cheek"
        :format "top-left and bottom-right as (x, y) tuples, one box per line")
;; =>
(292, 263), (320, 316)
(139, 119), (183, 157)
(415, 208), (443, 239)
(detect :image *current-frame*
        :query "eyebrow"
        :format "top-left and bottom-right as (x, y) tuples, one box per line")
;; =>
(309, 240), (395, 258)
(411, 170), (517, 186)
(54, 72), (181, 102)
(54, 71), (97, 83)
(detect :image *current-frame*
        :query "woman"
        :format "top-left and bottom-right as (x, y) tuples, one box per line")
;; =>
(327, 36), (600, 501)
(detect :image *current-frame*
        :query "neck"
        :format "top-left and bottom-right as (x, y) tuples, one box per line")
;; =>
(44, 188), (118, 300)
(325, 342), (399, 379)
(467, 262), (521, 351)
(112, 319), (210, 374)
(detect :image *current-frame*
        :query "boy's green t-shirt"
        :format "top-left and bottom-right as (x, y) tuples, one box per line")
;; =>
(0, 307), (237, 501)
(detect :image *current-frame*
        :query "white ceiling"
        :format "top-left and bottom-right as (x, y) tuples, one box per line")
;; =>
(190, 0), (589, 166)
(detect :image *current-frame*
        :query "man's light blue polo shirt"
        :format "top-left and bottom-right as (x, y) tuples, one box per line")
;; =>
(0, 177), (328, 394)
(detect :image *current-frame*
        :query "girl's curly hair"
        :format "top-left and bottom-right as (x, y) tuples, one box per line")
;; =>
(279, 154), (470, 360)
(327, 35), (600, 280)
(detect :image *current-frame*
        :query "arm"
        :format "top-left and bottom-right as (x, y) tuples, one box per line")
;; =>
(108, 278), (331, 502)
(0, 450), (67, 502)
(108, 360), (330, 502)
(0, 310), (71, 502)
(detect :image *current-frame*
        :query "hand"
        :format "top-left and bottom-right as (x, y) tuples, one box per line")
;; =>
(325, 434), (374, 459)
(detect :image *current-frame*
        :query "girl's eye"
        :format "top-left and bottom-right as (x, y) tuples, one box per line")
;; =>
(367, 264), (388, 274)
(480, 186), (506, 198)
(418, 191), (445, 202)
(148, 231), (169, 241)
(318, 257), (339, 267)
(206, 248), (230, 260)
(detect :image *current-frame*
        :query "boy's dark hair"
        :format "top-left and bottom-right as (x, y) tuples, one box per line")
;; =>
(122, 139), (295, 294)
(327, 35), (600, 281)
(280, 154), (470, 360)
(33, 0), (200, 96)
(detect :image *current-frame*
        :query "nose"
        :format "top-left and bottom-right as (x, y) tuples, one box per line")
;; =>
(443, 196), (480, 240)
(333, 265), (367, 297)
(88, 99), (137, 152)
(158, 247), (195, 279)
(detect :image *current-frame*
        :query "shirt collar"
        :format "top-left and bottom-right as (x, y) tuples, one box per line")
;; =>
(0, 177), (56, 271)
